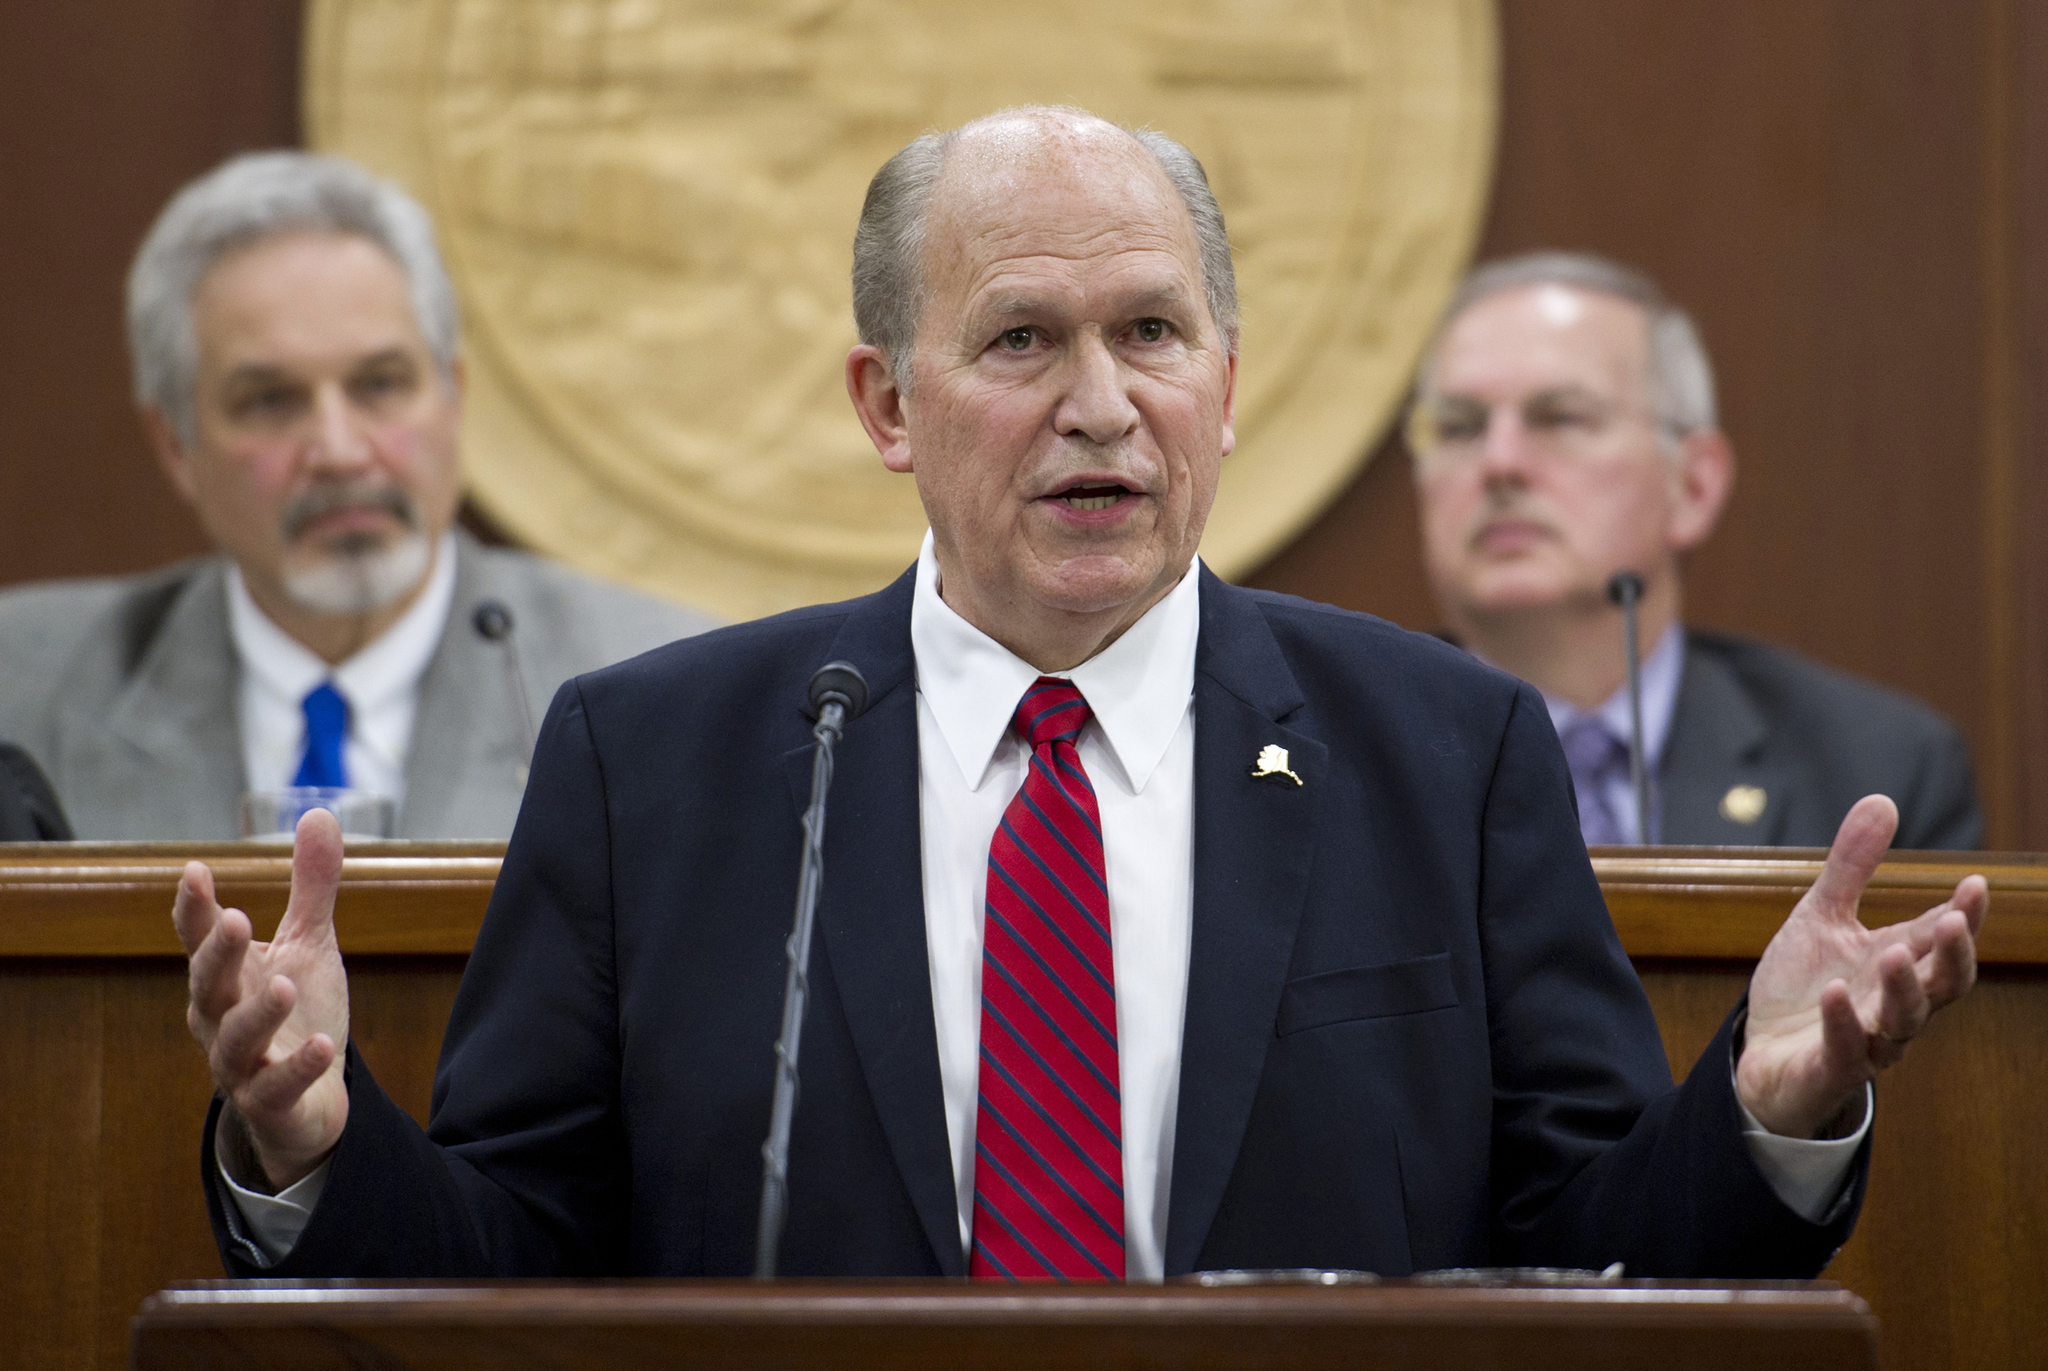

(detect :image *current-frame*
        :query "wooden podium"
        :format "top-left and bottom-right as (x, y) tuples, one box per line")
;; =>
(2, 843), (2042, 1371)
(128, 1279), (1877, 1371)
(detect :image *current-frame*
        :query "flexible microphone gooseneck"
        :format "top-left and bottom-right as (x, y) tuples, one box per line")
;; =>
(1605, 573), (1652, 845)
(471, 600), (536, 785)
(754, 660), (870, 1280)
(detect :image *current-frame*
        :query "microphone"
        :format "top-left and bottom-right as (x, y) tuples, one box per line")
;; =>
(1605, 573), (1652, 844)
(471, 600), (536, 785)
(754, 660), (869, 1279)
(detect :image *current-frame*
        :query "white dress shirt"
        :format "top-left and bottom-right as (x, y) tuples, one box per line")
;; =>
(911, 531), (1200, 1281)
(226, 532), (457, 808)
(218, 536), (1863, 1266)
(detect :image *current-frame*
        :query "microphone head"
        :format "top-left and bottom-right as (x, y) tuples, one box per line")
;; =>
(472, 600), (514, 641)
(1605, 572), (1645, 607)
(808, 660), (869, 721)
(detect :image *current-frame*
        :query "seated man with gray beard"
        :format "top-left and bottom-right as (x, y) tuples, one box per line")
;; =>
(0, 152), (716, 840)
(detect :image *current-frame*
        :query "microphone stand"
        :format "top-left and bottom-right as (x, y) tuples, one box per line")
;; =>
(1605, 573), (1652, 844)
(754, 661), (868, 1280)
(471, 601), (536, 786)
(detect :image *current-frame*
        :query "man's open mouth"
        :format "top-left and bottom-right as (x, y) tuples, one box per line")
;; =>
(1054, 482), (1132, 511)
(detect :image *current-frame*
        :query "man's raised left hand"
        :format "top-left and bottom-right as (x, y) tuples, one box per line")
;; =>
(1737, 794), (1986, 1138)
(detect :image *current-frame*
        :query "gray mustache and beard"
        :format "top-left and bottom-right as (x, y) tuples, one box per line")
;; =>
(278, 481), (432, 616)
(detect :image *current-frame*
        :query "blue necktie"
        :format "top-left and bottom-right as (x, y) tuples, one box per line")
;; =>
(293, 682), (351, 789)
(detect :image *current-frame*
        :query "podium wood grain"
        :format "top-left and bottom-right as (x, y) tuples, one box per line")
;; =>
(128, 1280), (1877, 1371)
(0, 844), (2040, 1370)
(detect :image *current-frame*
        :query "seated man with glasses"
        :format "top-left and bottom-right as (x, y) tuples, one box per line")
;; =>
(1407, 252), (1980, 848)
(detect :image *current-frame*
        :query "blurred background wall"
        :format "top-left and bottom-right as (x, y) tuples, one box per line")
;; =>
(4, 0), (2047, 847)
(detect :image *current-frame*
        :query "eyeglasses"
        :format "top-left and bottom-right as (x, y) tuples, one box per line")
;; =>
(1407, 389), (1684, 466)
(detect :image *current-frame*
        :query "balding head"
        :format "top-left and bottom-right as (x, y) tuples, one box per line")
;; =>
(842, 104), (1240, 673)
(851, 105), (1238, 394)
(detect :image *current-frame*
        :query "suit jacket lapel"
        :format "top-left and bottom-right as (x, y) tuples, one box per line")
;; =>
(1661, 636), (1798, 845)
(1166, 571), (1326, 1274)
(63, 560), (245, 838)
(782, 571), (964, 1273)
(403, 534), (522, 839)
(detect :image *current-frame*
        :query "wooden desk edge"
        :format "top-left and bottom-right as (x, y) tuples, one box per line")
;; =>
(131, 1279), (1876, 1332)
(4, 846), (2043, 963)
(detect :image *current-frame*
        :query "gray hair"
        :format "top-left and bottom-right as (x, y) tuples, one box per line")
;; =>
(851, 107), (1240, 392)
(1421, 250), (1717, 439)
(126, 151), (461, 446)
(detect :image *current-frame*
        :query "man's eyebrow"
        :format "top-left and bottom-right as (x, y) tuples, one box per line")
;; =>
(217, 363), (301, 390)
(972, 284), (1200, 321)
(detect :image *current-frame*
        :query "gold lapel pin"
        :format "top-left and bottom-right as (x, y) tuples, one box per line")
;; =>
(1250, 744), (1303, 787)
(1719, 784), (1767, 825)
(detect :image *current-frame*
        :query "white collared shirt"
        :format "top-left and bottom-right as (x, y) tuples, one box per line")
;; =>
(910, 530), (1201, 1282)
(225, 532), (457, 810)
(1540, 623), (1686, 844)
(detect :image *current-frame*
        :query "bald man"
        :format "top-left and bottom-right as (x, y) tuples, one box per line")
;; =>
(177, 112), (1982, 1284)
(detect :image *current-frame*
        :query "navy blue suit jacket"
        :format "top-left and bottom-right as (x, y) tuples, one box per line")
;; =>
(205, 568), (1864, 1277)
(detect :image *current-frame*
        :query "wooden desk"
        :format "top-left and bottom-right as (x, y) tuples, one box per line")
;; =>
(128, 1278), (1878, 1370)
(0, 844), (2040, 1370)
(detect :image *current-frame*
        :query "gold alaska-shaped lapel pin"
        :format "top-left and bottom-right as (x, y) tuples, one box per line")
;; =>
(1250, 744), (1304, 787)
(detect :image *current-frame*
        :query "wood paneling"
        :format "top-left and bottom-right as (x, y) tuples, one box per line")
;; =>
(0, 846), (2040, 1371)
(0, 0), (300, 587)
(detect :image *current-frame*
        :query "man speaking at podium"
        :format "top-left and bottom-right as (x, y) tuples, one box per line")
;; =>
(174, 108), (1984, 1281)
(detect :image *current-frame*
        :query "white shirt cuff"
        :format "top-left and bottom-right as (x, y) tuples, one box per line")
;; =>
(1734, 1077), (1871, 1225)
(213, 1127), (332, 1268)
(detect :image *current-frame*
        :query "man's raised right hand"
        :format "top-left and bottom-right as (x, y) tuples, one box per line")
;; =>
(174, 806), (351, 1190)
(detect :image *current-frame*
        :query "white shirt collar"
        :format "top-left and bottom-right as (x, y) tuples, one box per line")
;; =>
(1541, 622), (1687, 767)
(908, 530), (1202, 795)
(227, 530), (458, 723)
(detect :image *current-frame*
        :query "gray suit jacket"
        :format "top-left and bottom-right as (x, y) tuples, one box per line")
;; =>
(0, 532), (716, 840)
(1660, 631), (1983, 849)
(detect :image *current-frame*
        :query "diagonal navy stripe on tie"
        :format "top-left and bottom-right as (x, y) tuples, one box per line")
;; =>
(976, 1139), (1120, 1275)
(988, 849), (1116, 997)
(972, 675), (1120, 1282)
(973, 1187), (1067, 1279)
(977, 1060), (1124, 1200)
(981, 1000), (1122, 1149)
(1012, 786), (1111, 894)
(998, 812), (1113, 944)
(984, 901), (1119, 1056)
(1031, 751), (1107, 845)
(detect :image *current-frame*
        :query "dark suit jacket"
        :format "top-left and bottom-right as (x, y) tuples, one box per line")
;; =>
(1662, 632), (1982, 849)
(0, 741), (69, 841)
(205, 569), (1864, 1279)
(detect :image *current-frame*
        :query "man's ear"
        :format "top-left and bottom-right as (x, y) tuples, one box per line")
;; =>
(1218, 349), (1239, 460)
(141, 406), (202, 506)
(845, 344), (914, 473)
(1668, 427), (1734, 552)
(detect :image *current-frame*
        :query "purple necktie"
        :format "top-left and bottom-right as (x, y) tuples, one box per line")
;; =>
(1559, 713), (1631, 846)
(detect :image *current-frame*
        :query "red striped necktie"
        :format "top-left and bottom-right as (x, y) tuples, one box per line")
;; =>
(969, 677), (1124, 1281)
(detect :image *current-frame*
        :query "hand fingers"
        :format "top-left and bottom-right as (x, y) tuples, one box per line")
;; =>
(1817, 979), (1872, 1086)
(1871, 943), (1925, 1062)
(1949, 873), (1989, 936)
(1919, 908), (1979, 1008)
(277, 807), (346, 947)
(212, 973), (297, 1083)
(238, 1032), (338, 1119)
(186, 907), (254, 1029)
(1803, 795), (1900, 919)
(172, 862), (221, 957)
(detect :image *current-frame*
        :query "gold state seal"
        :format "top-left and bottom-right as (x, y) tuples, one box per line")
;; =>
(306, 0), (1497, 619)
